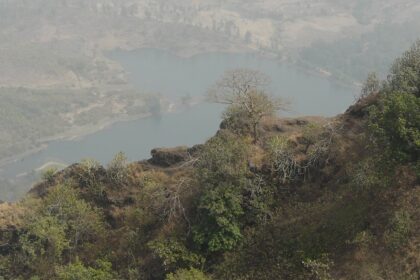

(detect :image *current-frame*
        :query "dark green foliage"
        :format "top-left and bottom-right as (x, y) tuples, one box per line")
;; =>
(383, 210), (412, 250)
(56, 260), (115, 280)
(19, 215), (69, 272)
(41, 167), (58, 183)
(221, 105), (252, 136)
(368, 92), (420, 162)
(242, 175), (275, 225)
(193, 182), (244, 253)
(195, 132), (249, 186)
(367, 40), (420, 164)
(38, 185), (106, 254)
(349, 157), (392, 191)
(148, 239), (205, 272)
(388, 40), (420, 97)
(166, 268), (211, 280)
(192, 132), (249, 253)
(9, 185), (106, 278)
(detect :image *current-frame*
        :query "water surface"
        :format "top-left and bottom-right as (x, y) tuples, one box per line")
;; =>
(0, 49), (357, 201)
(110, 49), (356, 115)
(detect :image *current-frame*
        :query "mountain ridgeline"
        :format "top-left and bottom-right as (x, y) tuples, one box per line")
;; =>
(0, 42), (419, 279)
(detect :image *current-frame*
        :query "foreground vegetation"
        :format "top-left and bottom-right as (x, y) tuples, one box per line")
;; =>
(0, 43), (419, 279)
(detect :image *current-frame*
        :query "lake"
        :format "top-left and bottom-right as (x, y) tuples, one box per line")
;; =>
(0, 49), (357, 201)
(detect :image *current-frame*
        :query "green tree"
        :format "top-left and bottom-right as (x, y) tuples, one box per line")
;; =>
(388, 40), (420, 97)
(16, 185), (106, 278)
(194, 183), (244, 252)
(368, 91), (420, 162)
(148, 238), (205, 272)
(195, 131), (249, 186)
(193, 132), (249, 252)
(40, 185), (106, 256)
(56, 260), (116, 280)
(19, 215), (69, 268)
(166, 268), (211, 280)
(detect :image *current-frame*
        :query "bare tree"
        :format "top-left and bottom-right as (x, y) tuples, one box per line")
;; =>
(208, 69), (287, 143)
(268, 136), (300, 184)
(208, 69), (271, 103)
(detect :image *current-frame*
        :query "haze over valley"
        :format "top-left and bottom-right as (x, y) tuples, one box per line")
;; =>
(0, 0), (419, 198)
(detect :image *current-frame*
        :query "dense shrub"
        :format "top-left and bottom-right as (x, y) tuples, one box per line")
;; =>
(41, 167), (58, 183)
(192, 132), (249, 253)
(221, 105), (252, 136)
(384, 210), (412, 250)
(388, 40), (420, 97)
(368, 91), (419, 162)
(56, 260), (115, 280)
(193, 182), (244, 253)
(148, 239), (204, 272)
(302, 254), (333, 280)
(12, 185), (106, 278)
(165, 268), (210, 280)
(106, 151), (129, 187)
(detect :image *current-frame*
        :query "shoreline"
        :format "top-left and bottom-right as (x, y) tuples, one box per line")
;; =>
(109, 46), (359, 90)
(0, 97), (196, 170)
(0, 111), (158, 169)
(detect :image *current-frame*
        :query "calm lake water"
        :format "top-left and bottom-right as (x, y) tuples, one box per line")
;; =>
(0, 49), (357, 201)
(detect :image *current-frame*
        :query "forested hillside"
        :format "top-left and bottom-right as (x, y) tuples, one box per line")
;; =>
(0, 42), (419, 280)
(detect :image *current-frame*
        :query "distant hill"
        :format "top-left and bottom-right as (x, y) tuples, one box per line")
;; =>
(1, 0), (420, 86)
